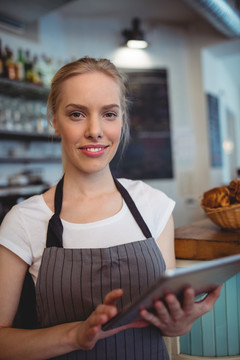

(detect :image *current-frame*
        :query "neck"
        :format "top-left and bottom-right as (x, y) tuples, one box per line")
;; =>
(62, 167), (116, 198)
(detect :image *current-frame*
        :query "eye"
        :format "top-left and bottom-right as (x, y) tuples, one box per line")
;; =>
(104, 112), (117, 120)
(70, 111), (84, 120)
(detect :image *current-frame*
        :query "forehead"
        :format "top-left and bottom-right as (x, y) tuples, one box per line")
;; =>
(61, 72), (121, 102)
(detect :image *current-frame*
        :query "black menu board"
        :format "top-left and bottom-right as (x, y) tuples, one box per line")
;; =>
(111, 69), (173, 180)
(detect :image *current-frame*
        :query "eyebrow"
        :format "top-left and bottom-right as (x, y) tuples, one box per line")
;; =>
(65, 104), (120, 111)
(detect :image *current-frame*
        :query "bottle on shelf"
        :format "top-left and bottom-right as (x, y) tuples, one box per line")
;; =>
(16, 48), (25, 81)
(24, 50), (33, 83)
(32, 55), (42, 86)
(4, 46), (17, 80)
(46, 56), (56, 87)
(38, 54), (50, 87)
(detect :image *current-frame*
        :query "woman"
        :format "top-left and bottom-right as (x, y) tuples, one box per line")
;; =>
(0, 57), (221, 359)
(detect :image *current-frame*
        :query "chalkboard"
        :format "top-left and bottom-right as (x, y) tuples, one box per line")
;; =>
(111, 69), (173, 179)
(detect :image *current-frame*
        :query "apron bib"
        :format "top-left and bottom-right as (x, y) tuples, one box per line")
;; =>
(35, 177), (169, 359)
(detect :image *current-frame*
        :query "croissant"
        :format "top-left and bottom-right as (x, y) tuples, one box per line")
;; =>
(228, 180), (240, 202)
(201, 186), (230, 208)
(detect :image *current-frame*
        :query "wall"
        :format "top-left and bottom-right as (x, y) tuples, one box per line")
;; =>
(202, 47), (240, 186)
(0, 11), (233, 227)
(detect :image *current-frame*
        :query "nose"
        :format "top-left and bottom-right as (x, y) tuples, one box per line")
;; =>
(84, 115), (103, 140)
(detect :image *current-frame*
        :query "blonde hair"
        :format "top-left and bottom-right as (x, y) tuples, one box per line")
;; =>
(47, 56), (130, 151)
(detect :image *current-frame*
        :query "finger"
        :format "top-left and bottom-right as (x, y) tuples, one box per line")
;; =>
(140, 309), (162, 327)
(199, 285), (222, 313)
(152, 300), (171, 324)
(97, 303), (118, 318)
(88, 311), (108, 329)
(163, 294), (184, 320)
(182, 288), (195, 313)
(104, 289), (123, 306)
(208, 285), (222, 300)
(89, 304), (118, 328)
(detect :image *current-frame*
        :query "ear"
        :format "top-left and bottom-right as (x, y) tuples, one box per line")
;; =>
(52, 116), (61, 137)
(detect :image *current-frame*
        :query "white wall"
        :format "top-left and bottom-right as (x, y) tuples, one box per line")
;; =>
(0, 12), (236, 227)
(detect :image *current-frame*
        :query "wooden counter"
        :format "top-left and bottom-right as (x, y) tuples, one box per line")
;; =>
(174, 217), (240, 261)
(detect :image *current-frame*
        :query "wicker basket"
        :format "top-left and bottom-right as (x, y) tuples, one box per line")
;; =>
(201, 203), (240, 231)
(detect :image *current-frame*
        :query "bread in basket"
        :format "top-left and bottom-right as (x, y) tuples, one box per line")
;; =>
(201, 180), (240, 231)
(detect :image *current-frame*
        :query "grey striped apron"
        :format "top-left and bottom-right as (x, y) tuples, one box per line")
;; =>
(35, 177), (169, 359)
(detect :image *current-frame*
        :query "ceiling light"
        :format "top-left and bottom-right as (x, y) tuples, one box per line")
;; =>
(122, 18), (149, 49)
(127, 39), (148, 49)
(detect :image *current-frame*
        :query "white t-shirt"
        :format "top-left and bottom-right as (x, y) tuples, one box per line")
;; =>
(0, 178), (175, 283)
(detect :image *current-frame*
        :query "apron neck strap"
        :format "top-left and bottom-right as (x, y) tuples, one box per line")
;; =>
(113, 178), (152, 239)
(54, 176), (64, 216)
(46, 175), (152, 248)
(46, 176), (64, 248)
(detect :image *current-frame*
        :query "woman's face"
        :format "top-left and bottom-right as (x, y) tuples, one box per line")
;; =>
(53, 72), (123, 176)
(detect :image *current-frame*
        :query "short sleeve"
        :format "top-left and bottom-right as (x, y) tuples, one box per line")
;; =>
(118, 178), (175, 240)
(153, 191), (175, 238)
(139, 182), (175, 239)
(0, 206), (32, 265)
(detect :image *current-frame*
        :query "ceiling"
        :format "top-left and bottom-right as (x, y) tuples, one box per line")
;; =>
(0, 0), (73, 25)
(57, 0), (205, 24)
(0, 0), (239, 86)
(0, 0), (226, 28)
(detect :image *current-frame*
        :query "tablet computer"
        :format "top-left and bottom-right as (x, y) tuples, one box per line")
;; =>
(102, 253), (240, 331)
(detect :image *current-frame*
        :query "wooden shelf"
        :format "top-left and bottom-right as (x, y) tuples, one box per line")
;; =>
(0, 157), (61, 164)
(0, 184), (49, 197)
(0, 130), (60, 141)
(0, 78), (49, 100)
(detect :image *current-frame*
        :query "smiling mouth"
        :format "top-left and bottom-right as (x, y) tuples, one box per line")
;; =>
(79, 145), (109, 151)
(78, 145), (109, 156)
(83, 147), (106, 152)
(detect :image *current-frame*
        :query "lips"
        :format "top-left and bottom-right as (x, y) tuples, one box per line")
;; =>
(79, 144), (109, 157)
(79, 144), (108, 150)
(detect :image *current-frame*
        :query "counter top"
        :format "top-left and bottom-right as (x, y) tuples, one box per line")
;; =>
(174, 217), (240, 260)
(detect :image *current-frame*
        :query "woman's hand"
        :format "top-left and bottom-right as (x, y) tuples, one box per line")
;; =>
(139, 285), (222, 337)
(73, 288), (149, 351)
(73, 289), (123, 350)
